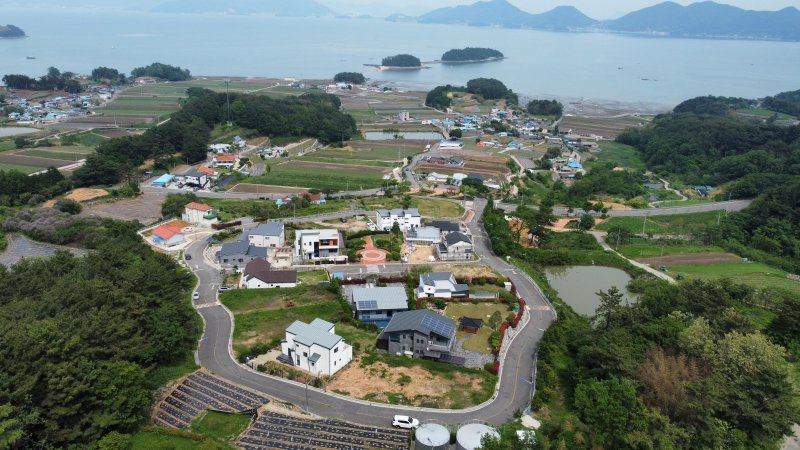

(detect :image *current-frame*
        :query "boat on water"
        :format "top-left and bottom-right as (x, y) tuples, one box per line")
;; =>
(26, 56), (36, 60)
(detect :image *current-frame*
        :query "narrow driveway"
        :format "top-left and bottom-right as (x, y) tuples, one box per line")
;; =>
(189, 198), (555, 426)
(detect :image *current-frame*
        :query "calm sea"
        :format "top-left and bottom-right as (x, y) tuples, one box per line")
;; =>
(2, 8), (799, 107)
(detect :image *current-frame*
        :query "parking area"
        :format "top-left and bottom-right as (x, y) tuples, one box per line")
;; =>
(0, 234), (89, 267)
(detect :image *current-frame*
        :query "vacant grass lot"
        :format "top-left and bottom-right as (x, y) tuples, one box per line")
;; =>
(669, 262), (800, 296)
(445, 303), (510, 354)
(584, 141), (645, 171)
(129, 428), (236, 450)
(248, 161), (388, 191)
(597, 211), (719, 235)
(616, 241), (727, 259)
(359, 197), (464, 218)
(191, 412), (253, 442)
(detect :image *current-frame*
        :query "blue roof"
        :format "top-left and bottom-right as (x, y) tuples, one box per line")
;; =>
(151, 174), (174, 185)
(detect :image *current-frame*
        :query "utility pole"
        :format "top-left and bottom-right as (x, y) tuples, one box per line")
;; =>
(224, 79), (232, 126)
(642, 214), (648, 236)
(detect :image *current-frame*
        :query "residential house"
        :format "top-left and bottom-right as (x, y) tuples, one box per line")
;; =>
(308, 193), (326, 205)
(417, 272), (469, 299)
(197, 166), (217, 179)
(428, 220), (460, 233)
(150, 223), (186, 248)
(294, 229), (344, 262)
(436, 232), (473, 261)
(182, 202), (218, 227)
(217, 238), (268, 269)
(280, 319), (352, 376)
(448, 156), (464, 166)
(208, 143), (231, 153)
(248, 222), (285, 248)
(375, 209), (421, 232)
(350, 286), (409, 328)
(240, 259), (297, 289)
(184, 171), (208, 188)
(426, 172), (449, 184)
(376, 310), (463, 364)
(406, 226), (442, 244)
(212, 154), (237, 169)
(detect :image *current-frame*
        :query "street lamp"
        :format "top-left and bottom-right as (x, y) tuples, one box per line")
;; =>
(305, 370), (322, 412)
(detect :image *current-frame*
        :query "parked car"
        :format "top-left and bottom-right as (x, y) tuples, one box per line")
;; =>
(185, 254), (192, 260)
(192, 292), (200, 300)
(392, 415), (419, 429)
(218, 286), (232, 292)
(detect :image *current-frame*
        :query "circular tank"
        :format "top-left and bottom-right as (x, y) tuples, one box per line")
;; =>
(415, 423), (450, 450)
(456, 423), (499, 450)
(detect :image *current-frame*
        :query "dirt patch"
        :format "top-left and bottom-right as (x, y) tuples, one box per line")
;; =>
(638, 252), (740, 266)
(431, 264), (501, 279)
(0, 153), (72, 168)
(65, 188), (108, 202)
(406, 244), (435, 263)
(326, 357), (483, 408)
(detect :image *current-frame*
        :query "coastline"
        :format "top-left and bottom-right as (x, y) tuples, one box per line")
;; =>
(363, 64), (429, 71)
(433, 56), (507, 65)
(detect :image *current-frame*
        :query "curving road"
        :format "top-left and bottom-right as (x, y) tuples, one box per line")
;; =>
(497, 199), (752, 217)
(188, 198), (555, 426)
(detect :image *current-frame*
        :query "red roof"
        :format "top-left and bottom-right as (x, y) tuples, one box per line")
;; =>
(197, 166), (215, 175)
(215, 155), (236, 162)
(185, 202), (212, 212)
(152, 223), (184, 240)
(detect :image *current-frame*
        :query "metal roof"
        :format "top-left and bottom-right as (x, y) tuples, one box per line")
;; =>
(218, 241), (267, 258)
(250, 222), (284, 237)
(445, 232), (471, 246)
(382, 310), (456, 340)
(287, 320), (342, 349)
(351, 287), (408, 311)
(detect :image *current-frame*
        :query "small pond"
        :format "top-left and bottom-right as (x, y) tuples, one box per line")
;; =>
(363, 131), (443, 141)
(0, 127), (38, 137)
(545, 266), (637, 316)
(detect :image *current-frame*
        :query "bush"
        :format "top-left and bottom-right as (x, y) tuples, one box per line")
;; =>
(55, 198), (82, 215)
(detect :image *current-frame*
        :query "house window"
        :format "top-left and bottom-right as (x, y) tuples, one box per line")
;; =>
(390, 335), (400, 343)
(334, 348), (339, 353)
(303, 352), (307, 357)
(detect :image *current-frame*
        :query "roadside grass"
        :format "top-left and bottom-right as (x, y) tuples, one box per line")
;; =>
(669, 262), (800, 296)
(596, 211), (720, 235)
(615, 240), (726, 259)
(584, 141), (645, 171)
(221, 284), (337, 314)
(129, 427), (236, 450)
(0, 162), (41, 173)
(190, 411), (253, 442)
(445, 303), (510, 354)
(297, 270), (329, 284)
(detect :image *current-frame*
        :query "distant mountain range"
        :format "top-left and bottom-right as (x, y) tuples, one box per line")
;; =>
(151, 0), (334, 16)
(411, 0), (800, 41)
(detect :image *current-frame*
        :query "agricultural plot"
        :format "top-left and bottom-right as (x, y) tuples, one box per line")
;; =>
(247, 160), (391, 191)
(0, 152), (72, 172)
(583, 141), (645, 171)
(0, 162), (41, 173)
(597, 211), (720, 235)
(666, 260), (800, 296)
(559, 115), (650, 139)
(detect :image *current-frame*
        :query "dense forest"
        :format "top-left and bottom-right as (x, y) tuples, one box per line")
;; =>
(440, 47), (504, 61)
(72, 88), (355, 187)
(672, 95), (755, 116)
(0, 167), (71, 207)
(526, 99), (563, 117)
(480, 200), (799, 449)
(91, 66), (127, 84)
(0, 217), (199, 448)
(763, 89), (800, 117)
(425, 78), (518, 110)
(131, 62), (192, 81)
(0, 24), (25, 38)
(2, 67), (83, 93)
(333, 72), (365, 84)
(380, 54), (421, 67)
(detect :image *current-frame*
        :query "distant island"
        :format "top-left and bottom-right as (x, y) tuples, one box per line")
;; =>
(408, 0), (800, 42)
(366, 54), (425, 71)
(440, 47), (504, 63)
(0, 24), (26, 39)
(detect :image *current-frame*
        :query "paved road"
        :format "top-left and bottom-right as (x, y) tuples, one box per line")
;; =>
(189, 198), (555, 426)
(497, 199), (752, 217)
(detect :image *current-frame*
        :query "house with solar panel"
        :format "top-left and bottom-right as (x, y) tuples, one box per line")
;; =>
(350, 286), (409, 328)
(376, 310), (464, 365)
(279, 319), (353, 376)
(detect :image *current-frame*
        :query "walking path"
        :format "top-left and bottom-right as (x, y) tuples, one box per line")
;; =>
(589, 231), (675, 283)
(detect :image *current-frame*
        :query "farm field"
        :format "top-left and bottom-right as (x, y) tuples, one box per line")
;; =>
(583, 141), (645, 171)
(0, 152), (72, 172)
(665, 260), (800, 296)
(358, 197), (465, 218)
(597, 211), (720, 235)
(0, 162), (41, 173)
(445, 303), (510, 354)
(615, 240), (727, 259)
(247, 160), (390, 191)
(559, 114), (649, 138)
(19, 146), (94, 161)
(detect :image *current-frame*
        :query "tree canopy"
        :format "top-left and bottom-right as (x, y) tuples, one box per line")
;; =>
(333, 72), (366, 84)
(440, 47), (503, 62)
(424, 84), (465, 110)
(526, 99), (563, 117)
(381, 54), (421, 67)
(466, 78), (517, 104)
(763, 89), (800, 117)
(673, 95), (755, 115)
(0, 217), (199, 448)
(91, 66), (126, 84)
(2, 67), (83, 92)
(130, 62), (191, 81)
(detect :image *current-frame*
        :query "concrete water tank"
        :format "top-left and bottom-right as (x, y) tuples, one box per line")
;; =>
(456, 423), (499, 450)
(415, 423), (450, 450)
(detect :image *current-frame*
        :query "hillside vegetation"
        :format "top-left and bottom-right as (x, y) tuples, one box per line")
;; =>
(441, 47), (503, 61)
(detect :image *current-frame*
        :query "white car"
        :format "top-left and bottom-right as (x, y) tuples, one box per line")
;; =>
(192, 292), (200, 300)
(392, 415), (419, 429)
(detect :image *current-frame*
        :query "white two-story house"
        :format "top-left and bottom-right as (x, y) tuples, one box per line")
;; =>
(280, 319), (352, 376)
(182, 202), (219, 227)
(375, 208), (421, 232)
(248, 222), (285, 248)
(417, 272), (469, 299)
(294, 229), (344, 262)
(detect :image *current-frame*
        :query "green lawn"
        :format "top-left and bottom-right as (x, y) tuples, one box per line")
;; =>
(298, 155), (398, 168)
(616, 241), (726, 259)
(314, 147), (420, 161)
(191, 411), (253, 442)
(584, 141), (646, 171)
(129, 428), (235, 450)
(297, 270), (329, 284)
(669, 261), (800, 296)
(0, 163), (42, 173)
(445, 303), (510, 354)
(248, 162), (388, 191)
(597, 211), (720, 235)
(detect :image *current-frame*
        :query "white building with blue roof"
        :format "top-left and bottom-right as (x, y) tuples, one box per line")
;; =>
(280, 319), (352, 376)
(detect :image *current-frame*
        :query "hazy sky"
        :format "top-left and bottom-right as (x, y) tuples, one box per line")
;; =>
(320, 0), (800, 19)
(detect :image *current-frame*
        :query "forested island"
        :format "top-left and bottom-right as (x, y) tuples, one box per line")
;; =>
(333, 72), (366, 84)
(425, 78), (519, 109)
(131, 62), (191, 81)
(0, 24), (25, 38)
(379, 54), (422, 69)
(440, 47), (504, 62)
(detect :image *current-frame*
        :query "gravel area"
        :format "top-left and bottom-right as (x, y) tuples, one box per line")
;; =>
(0, 234), (89, 267)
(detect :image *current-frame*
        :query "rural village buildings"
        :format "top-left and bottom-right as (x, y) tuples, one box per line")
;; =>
(280, 319), (353, 376)
(375, 209), (421, 232)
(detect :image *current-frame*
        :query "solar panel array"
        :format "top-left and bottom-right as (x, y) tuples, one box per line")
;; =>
(357, 300), (379, 310)
(421, 313), (454, 337)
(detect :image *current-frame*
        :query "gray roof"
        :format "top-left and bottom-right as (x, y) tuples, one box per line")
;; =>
(308, 353), (321, 364)
(376, 208), (421, 218)
(420, 272), (454, 284)
(250, 222), (284, 237)
(185, 171), (205, 178)
(287, 320), (342, 349)
(445, 232), (471, 246)
(428, 221), (460, 233)
(352, 287), (408, 311)
(219, 241), (268, 258)
(381, 310), (456, 340)
(408, 226), (441, 242)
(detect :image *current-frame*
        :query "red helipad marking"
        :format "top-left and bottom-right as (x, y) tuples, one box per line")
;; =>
(359, 235), (387, 264)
